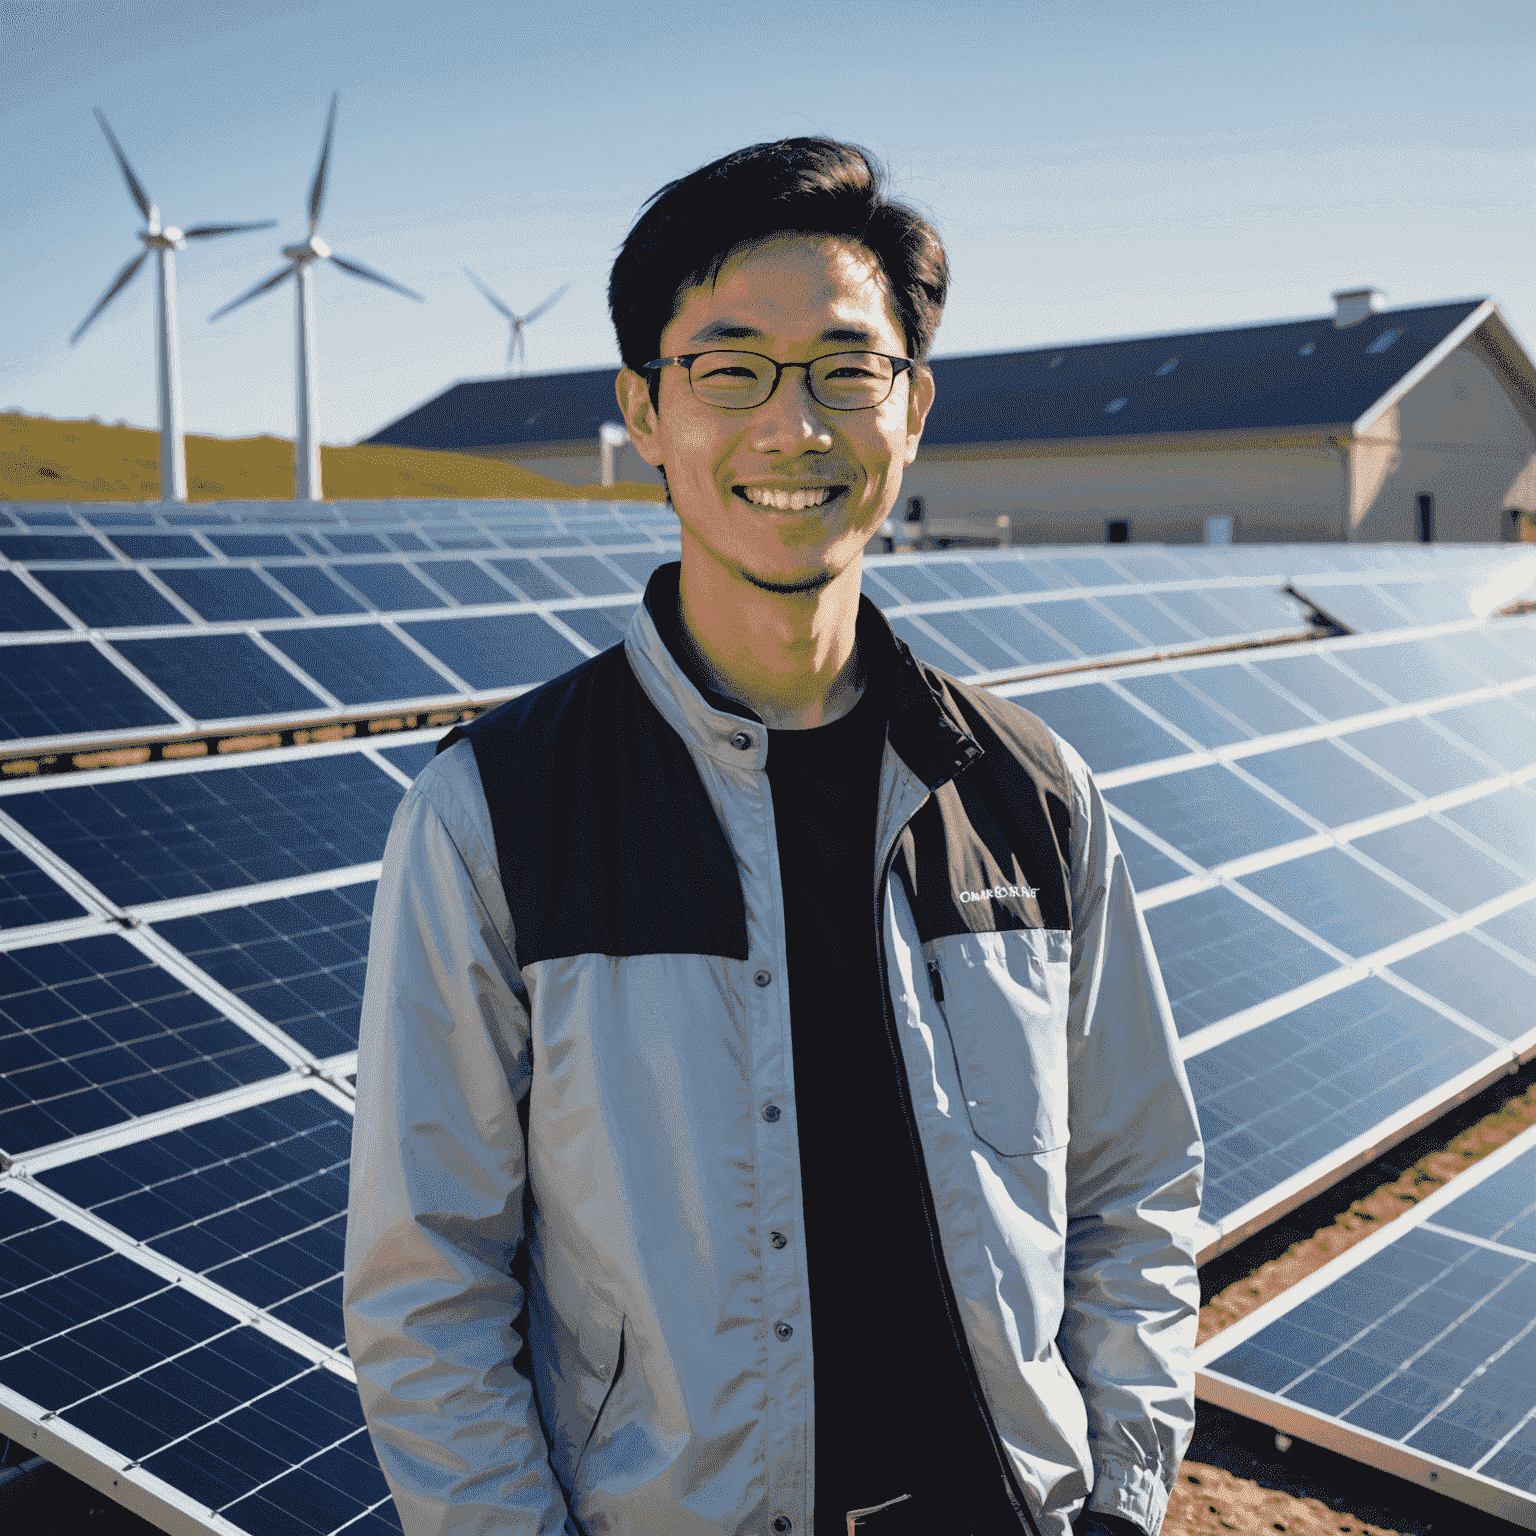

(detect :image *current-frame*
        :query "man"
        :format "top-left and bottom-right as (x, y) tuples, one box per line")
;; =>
(345, 138), (1202, 1536)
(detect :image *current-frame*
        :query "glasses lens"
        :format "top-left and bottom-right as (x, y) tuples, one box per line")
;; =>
(808, 352), (897, 409)
(688, 352), (777, 407)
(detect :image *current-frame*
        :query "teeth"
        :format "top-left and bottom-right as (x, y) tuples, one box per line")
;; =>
(743, 486), (833, 511)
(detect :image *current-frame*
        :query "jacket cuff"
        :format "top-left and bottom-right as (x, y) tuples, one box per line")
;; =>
(1087, 1455), (1168, 1535)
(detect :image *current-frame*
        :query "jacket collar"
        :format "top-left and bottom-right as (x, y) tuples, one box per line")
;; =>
(626, 562), (981, 789)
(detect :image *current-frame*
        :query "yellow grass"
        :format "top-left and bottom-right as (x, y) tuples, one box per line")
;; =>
(1, 412), (668, 503)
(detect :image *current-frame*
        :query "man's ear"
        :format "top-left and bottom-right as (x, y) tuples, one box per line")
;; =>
(616, 368), (666, 468)
(903, 363), (936, 467)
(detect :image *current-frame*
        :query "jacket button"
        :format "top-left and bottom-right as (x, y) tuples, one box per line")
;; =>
(730, 730), (754, 750)
(773, 1321), (793, 1341)
(754, 969), (771, 988)
(762, 1103), (781, 1123)
(772, 1519), (793, 1533)
(770, 1230), (787, 1249)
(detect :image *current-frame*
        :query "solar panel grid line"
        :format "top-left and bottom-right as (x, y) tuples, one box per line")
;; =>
(240, 629), (348, 712)
(315, 1052), (358, 1095)
(362, 747), (418, 792)
(2, 561), (95, 631)
(0, 805), (125, 923)
(536, 606), (607, 659)
(1190, 1047), (1522, 1262)
(81, 634), (200, 730)
(1419, 1219), (1536, 1267)
(0, 1383), (257, 1536)
(131, 565), (214, 627)
(371, 616), (478, 697)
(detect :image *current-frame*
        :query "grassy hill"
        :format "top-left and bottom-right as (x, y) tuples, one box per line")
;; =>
(0, 412), (666, 503)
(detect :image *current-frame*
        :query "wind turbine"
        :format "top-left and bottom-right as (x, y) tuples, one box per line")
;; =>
(70, 110), (275, 502)
(464, 269), (569, 374)
(210, 94), (422, 501)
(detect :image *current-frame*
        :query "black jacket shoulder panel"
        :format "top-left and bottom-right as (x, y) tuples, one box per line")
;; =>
(445, 645), (749, 967)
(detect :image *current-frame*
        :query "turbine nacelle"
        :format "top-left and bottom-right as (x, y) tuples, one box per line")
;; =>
(140, 226), (186, 251)
(282, 235), (331, 265)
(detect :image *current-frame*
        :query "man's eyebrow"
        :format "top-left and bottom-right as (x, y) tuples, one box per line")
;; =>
(684, 321), (885, 346)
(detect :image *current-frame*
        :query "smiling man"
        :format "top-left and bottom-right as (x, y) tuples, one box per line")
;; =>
(345, 139), (1202, 1536)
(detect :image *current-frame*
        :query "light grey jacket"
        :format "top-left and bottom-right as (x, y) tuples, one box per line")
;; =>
(344, 586), (1203, 1536)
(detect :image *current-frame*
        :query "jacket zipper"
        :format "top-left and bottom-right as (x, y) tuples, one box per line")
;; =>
(872, 834), (1042, 1536)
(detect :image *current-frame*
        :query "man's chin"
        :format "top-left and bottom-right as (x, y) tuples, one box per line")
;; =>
(738, 566), (836, 596)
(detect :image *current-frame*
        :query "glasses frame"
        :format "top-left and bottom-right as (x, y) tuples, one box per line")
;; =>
(642, 350), (916, 412)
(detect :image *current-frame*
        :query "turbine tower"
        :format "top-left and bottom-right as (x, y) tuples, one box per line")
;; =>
(210, 94), (422, 501)
(70, 110), (275, 502)
(464, 269), (569, 374)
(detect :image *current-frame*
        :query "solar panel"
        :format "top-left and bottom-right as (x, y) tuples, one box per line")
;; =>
(1198, 1122), (1536, 1527)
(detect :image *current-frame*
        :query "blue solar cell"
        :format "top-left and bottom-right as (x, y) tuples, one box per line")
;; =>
(1107, 765), (1314, 867)
(1440, 786), (1536, 878)
(1147, 588), (1247, 638)
(114, 634), (326, 720)
(154, 884), (376, 1057)
(104, 533), (208, 560)
(1429, 696), (1536, 773)
(263, 564), (366, 616)
(0, 534), (110, 560)
(486, 557), (566, 601)
(416, 560), (516, 606)
(608, 549), (676, 590)
(1, 572), (68, 631)
(971, 558), (1050, 595)
(1353, 817), (1526, 914)
(81, 509), (155, 527)
(1031, 598), (1143, 657)
(1050, 556), (1124, 587)
(889, 615), (971, 672)
(150, 566), (301, 622)
(0, 641), (174, 741)
(542, 554), (634, 597)
(967, 605), (1073, 664)
(1477, 898), (1536, 962)
(556, 604), (636, 652)
(12, 509), (78, 526)
(264, 624), (456, 706)
(326, 534), (389, 554)
(875, 564), (959, 605)
(333, 563), (447, 612)
(1111, 822), (1190, 892)
(403, 613), (590, 689)
(1387, 932), (1536, 1043)
(38, 1093), (352, 1346)
(1239, 739), (1414, 827)
(1143, 885), (1337, 1037)
(1203, 586), (1312, 635)
(920, 609), (1022, 672)
(1295, 583), (1414, 633)
(1341, 717), (1496, 797)
(1175, 664), (1314, 737)
(2, 755), (403, 906)
(1340, 637), (1483, 703)
(33, 569), (188, 628)
(1239, 848), (1444, 956)
(378, 739), (440, 778)
(1431, 1149), (1536, 1255)
(923, 562), (999, 600)
(0, 935), (283, 1154)
(207, 533), (304, 558)
(1013, 684), (1187, 772)
(384, 531), (430, 553)
(1117, 673), (1252, 747)
(1247, 651), (1387, 720)
(0, 840), (86, 929)
(1095, 593), (1200, 646)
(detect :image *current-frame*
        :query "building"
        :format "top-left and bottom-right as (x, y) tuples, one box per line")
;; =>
(365, 291), (1536, 544)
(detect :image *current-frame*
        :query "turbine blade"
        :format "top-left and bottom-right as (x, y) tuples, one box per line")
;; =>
(523, 283), (570, 324)
(93, 109), (155, 223)
(464, 267), (513, 319)
(308, 92), (338, 233)
(69, 249), (149, 344)
(208, 264), (294, 322)
(330, 254), (423, 301)
(182, 219), (279, 239)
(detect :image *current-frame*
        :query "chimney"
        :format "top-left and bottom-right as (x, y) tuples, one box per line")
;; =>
(1332, 287), (1382, 328)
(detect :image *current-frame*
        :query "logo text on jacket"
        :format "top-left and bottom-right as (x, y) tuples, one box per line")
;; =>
(959, 884), (1038, 904)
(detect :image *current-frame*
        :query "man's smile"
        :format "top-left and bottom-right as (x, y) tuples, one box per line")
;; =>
(735, 484), (847, 511)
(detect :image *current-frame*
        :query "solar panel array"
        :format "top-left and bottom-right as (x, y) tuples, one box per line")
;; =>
(3, 500), (1535, 1531)
(1199, 1121), (1536, 1526)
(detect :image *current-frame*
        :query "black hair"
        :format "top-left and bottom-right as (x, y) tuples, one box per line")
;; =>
(609, 137), (948, 405)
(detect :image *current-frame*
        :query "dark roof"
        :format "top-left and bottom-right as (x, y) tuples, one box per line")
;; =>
(365, 299), (1489, 452)
(366, 367), (623, 451)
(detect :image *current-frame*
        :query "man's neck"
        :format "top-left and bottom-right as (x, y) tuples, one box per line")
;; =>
(676, 553), (865, 731)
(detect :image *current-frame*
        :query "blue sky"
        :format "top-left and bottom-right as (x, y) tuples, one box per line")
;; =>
(3, 0), (1532, 447)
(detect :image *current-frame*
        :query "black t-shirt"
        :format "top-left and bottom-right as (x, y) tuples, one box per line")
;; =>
(765, 683), (1013, 1533)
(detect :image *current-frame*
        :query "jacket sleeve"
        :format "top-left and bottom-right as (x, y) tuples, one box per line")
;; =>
(343, 747), (573, 1535)
(1053, 736), (1203, 1536)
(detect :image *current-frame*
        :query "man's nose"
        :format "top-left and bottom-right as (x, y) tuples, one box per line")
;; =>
(749, 366), (834, 453)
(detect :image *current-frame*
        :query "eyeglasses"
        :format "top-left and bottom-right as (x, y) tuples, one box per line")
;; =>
(643, 350), (915, 411)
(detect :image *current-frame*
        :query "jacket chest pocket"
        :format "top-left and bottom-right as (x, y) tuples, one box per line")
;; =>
(929, 929), (1069, 1156)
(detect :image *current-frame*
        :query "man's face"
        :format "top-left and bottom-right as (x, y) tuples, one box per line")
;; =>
(619, 235), (934, 595)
